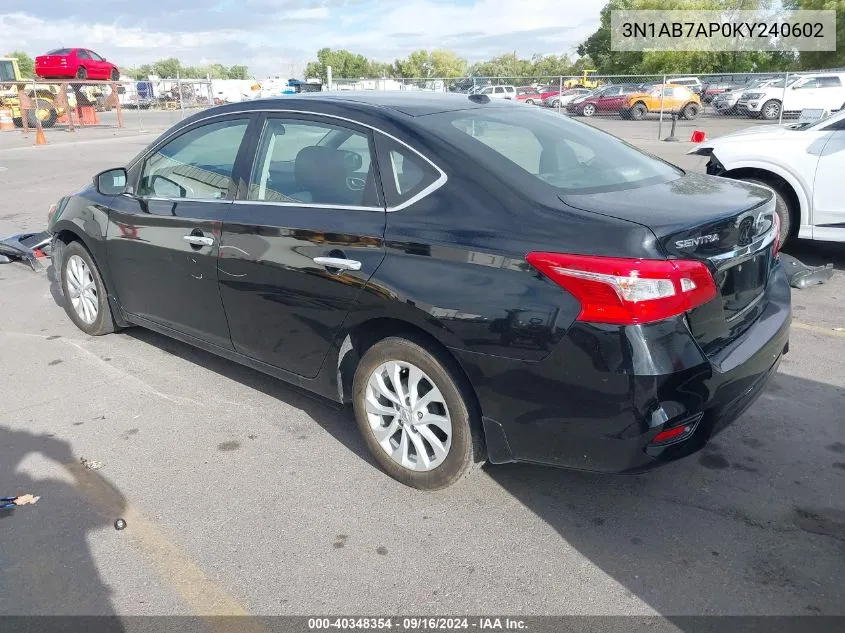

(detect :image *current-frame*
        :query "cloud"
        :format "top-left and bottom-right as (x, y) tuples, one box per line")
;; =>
(1, 0), (602, 77)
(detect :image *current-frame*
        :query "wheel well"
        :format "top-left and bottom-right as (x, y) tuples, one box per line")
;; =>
(722, 167), (800, 236)
(337, 317), (482, 417)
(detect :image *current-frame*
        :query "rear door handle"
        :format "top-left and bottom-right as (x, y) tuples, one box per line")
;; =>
(183, 235), (214, 247)
(313, 257), (361, 272)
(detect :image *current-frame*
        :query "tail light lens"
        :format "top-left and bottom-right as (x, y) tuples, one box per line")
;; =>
(526, 252), (717, 325)
(771, 212), (781, 258)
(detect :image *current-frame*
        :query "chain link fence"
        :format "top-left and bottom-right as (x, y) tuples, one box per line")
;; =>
(0, 77), (213, 137)
(326, 71), (843, 142)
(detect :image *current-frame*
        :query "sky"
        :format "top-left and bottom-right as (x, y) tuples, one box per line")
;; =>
(0, 0), (604, 78)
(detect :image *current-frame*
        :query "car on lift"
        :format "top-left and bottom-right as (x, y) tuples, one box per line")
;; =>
(35, 48), (120, 81)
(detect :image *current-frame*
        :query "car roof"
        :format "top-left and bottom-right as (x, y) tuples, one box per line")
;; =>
(217, 91), (519, 117)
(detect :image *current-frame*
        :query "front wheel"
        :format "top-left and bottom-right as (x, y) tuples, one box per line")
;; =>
(550, 99), (559, 108)
(60, 241), (116, 336)
(682, 102), (700, 120)
(739, 178), (793, 247)
(760, 99), (781, 120)
(581, 103), (596, 117)
(524, 99), (534, 105)
(352, 336), (484, 490)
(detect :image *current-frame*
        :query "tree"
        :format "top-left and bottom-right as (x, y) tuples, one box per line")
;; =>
(152, 57), (181, 78)
(9, 51), (34, 78)
(798, 0), (844, 69)
(227, 65), (249, 79)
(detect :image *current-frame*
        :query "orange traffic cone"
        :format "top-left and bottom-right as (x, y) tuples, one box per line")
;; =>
(690, 130), (707, 143)
(34, 126), (47, 145)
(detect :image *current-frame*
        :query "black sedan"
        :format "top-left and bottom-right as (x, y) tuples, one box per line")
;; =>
(47, 92), (791, 489)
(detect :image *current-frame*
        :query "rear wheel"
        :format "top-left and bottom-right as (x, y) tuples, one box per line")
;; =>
(682, 102), (700, 120)
(739, 177), (793, 246)
(110, 68), (120, 81)
(59, 241), (116, 336)
(760, 99), (781, 120)
(352, 336), (484, 490)
(76, 67), (87, 80)
(524, 99), (534, 105)
(550, 99), (560, 108)
(581, 103), (596, 117)
(629, 103), (647, 120)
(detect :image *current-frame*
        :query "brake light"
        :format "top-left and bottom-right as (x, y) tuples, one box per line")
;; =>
(526, 252), (718, 325)
(771, 213), (781, 258)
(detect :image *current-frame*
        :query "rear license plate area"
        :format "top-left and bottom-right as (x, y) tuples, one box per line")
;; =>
(718, 250), (770, 318)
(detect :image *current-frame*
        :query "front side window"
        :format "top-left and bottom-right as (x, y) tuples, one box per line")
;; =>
(795, 78), (820, 89)
(139, 118), (249, 200)
(248, 118), (377, 207)
(494, 87), (504, 94)
(429, 107), (680, 195)
(88, 51), (104, 61)
(0, 60), (15, 82)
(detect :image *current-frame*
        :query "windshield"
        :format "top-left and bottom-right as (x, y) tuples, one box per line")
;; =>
(426, 107), (681, 195)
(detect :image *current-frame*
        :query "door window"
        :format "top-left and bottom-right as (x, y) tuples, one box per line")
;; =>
(794, 78), (821, 89)
(138, 118), (249, 202)
(76, 50), (90, 60)
(818, 76), (842, 88)
(494, 87), (505, 94)
(248, 118), (378, 207)
(88, 50), (105, 61)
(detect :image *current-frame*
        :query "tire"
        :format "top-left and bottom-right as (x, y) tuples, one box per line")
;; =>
(740, 178), (793, 247)
(581, 103), (596, 117)
(59, 241), (116, 336)
(76, 67), (87, 80)
(550, 99), (559, 108)
(110, 68), (119, 81)
(760, 99), (780, 120)
(682, 102), (700, 120)
(352, 335), (485, 490)
(629, 103), (647, 120)
(524, 99), (534, 105)
(26, 98), (58, 129)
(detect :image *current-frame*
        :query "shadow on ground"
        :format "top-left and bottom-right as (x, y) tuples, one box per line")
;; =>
(0, 426), (126, 622)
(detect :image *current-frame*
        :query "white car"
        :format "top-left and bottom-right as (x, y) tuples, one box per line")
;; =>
(689, 109), (845, 244)
(736, 73), (845, 120)
(476, 85), (516, 99)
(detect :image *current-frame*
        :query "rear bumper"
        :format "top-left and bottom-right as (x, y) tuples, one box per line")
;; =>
(457, 261), (791, 473)
(36, 66), (75, 78)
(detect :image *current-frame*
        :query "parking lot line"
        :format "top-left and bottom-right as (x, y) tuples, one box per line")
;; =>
(65, 462), (265, 632)
(791, 321), (845, 338)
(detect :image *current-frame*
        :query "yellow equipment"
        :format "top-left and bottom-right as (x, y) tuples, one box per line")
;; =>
(564, 70), (601, 90)
(0, 57), (73, 128)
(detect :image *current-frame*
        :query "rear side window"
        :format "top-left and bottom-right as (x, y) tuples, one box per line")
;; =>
(139, 118), (249, 201)
(248, 118), (378, 207)
(428, 108), (679, 195)
(376, 137), (441, 208)
(818, 76), (842, 88)
(76, 50), (90, 60)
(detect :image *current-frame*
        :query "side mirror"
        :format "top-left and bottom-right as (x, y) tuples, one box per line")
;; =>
(95, 168), (128, 195)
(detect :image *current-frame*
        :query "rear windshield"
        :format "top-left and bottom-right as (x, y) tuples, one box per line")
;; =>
(46, 48), (71, 55)
(425, 107), (680, 195)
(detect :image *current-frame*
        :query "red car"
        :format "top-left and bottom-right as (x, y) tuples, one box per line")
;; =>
(515, 87), (542, 105)
(36, 48), (120, 81)
(566, 84), (641, 116)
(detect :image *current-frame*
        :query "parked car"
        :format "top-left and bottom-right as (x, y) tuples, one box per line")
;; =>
(476, 85), (516, 99)
(541, 88), (590, 108)
(567, 84), (640, 117)
(515, 87), (542, 105)
(701, 82), (744, 103)
(619, 85), (701, 120)
(47, 92), (790, 489)
(736, 73), (845, 120)
(35, 48), (120, 81)
(712, 78), (786, 115)
(690, 108), (845, 244)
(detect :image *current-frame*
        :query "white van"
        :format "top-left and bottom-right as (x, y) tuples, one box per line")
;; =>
(478, 85), (517, 99)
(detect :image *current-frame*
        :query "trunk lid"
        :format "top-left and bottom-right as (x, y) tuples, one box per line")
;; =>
(560, 173), (778, 355)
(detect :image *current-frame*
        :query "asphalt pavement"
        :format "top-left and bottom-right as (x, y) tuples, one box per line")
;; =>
(0, 111), (843, 622)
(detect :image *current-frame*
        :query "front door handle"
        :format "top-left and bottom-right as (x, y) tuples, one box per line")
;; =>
(313, 256), (362, 272)
(183, 235), (214, 247)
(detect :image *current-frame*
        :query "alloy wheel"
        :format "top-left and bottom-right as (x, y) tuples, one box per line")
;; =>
(365, 360), (452, 472)
(66, 254), (98, 324)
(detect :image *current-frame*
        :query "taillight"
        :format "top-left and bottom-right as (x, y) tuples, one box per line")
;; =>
(771, 212), (781, 258)
(526, 252), (718, 325)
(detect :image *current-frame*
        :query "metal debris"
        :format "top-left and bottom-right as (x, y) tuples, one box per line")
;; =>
(80, 457), (105, 471)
